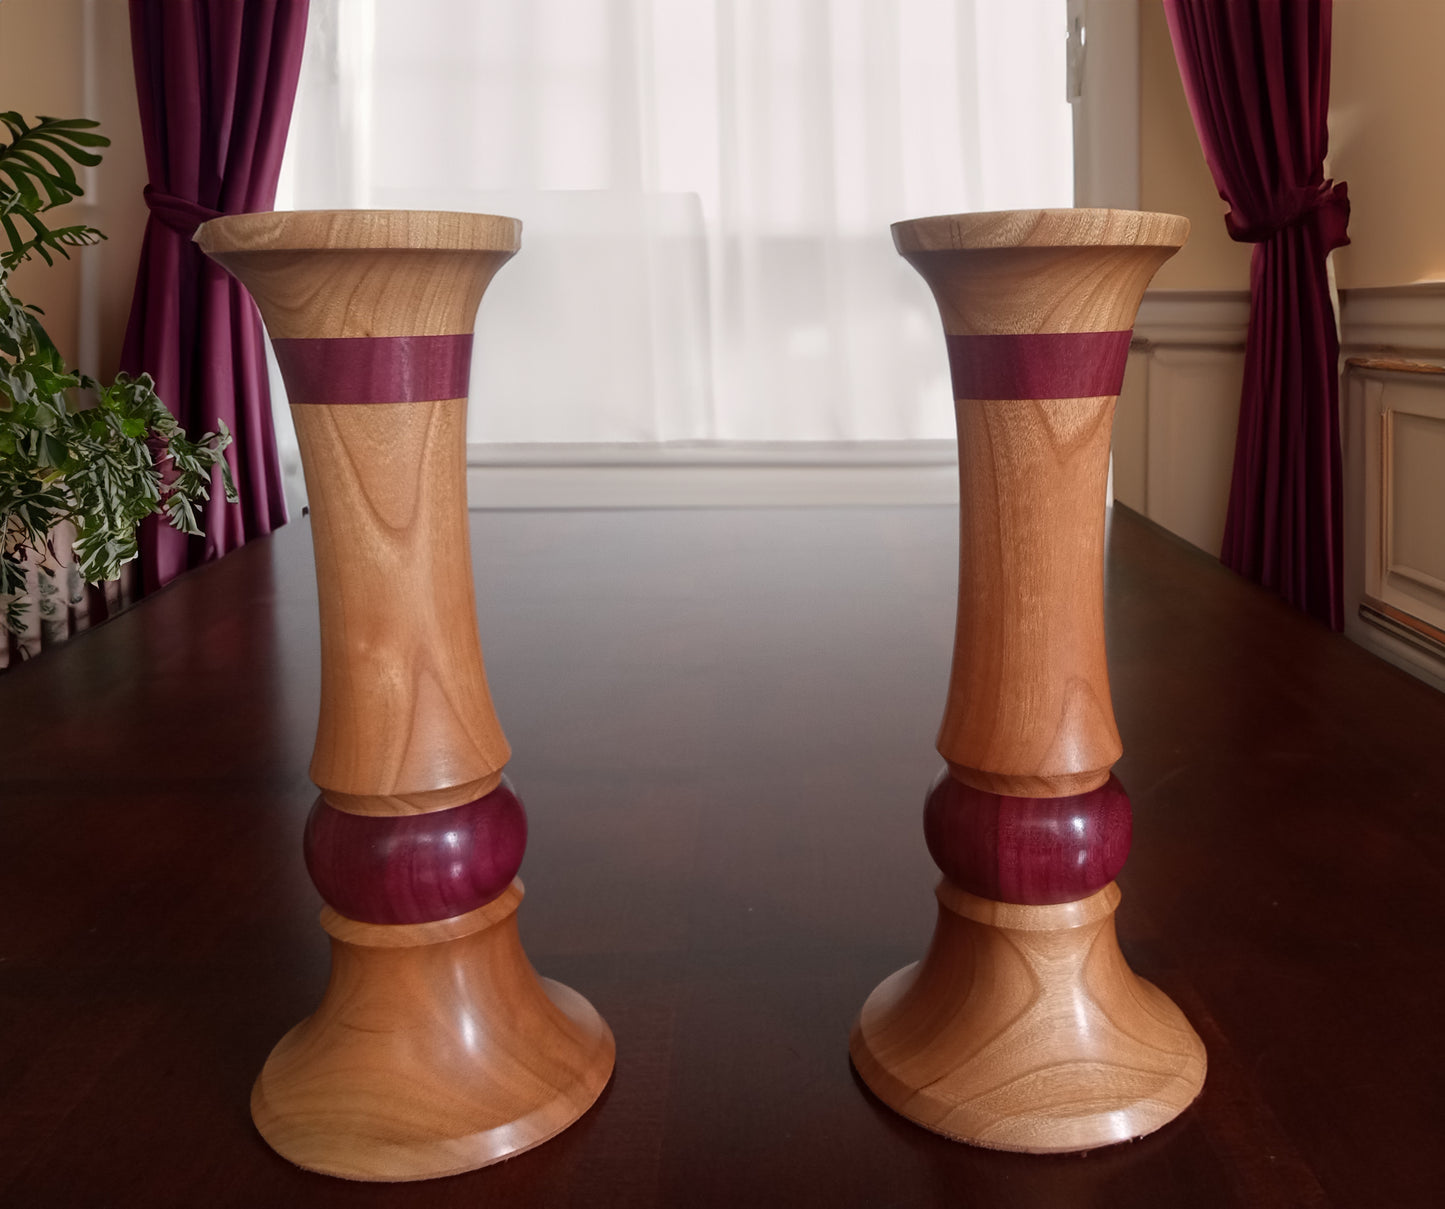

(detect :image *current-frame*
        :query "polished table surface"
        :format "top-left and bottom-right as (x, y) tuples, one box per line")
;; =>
(3, 504), (1444, 1208)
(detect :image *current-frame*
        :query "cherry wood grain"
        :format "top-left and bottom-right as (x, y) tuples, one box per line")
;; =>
(855, 209), (1203, 1151)
(197, 210), (613, 1180)
(4, 505), (1445, 1207)
(893, 208), (1189, 795)
(196, 212), (522, 814)
(891, 208), (1189, 255)
(195, 210), (519, 341)
(851, 881), (1206, 1152)
(252, 882), (615, 1181)
(288, 398), (510, 809)
(944, 392), (1121, 795)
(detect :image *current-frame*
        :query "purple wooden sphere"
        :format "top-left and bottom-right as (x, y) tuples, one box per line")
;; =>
(923, 769), (1132, 905)
(304, 779), (527, 925)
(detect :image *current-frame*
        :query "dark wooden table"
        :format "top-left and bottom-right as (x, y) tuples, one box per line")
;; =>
(3, 504), (1443, 1208)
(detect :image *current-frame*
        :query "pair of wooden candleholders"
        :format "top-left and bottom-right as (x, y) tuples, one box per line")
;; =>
(196, 206), (1204, 1181)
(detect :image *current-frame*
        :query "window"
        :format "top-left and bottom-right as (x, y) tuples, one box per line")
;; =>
(275, 0), (1073, 446)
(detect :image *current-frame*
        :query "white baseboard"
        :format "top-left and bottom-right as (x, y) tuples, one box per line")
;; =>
(464, 441), (960, 509)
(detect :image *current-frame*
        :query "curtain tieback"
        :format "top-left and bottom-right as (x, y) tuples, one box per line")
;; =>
(1224, 179), (1350, 250)
(143, 186), (224, 238)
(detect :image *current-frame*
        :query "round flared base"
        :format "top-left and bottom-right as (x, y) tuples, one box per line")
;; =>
(849, 881), (1205, 1154)
(250, 881), (615, 1181)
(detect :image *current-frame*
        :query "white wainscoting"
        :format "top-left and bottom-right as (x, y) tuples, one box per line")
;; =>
(1114, 291), (1249, 554)
(1340, 286), (1445, 691)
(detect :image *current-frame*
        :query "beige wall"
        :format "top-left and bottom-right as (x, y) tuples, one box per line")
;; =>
(1330, 0), (1445, 289)
(0, 0), (148, 381)
(1137, 1), (1251, 292)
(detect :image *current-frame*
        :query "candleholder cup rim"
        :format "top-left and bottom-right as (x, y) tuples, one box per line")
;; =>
(891, 208), (1189, 255)
(195, 209), (523, 256)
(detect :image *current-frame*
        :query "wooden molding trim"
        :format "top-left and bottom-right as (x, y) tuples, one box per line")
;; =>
(1359, 597), (1445, 661)
(1345, 356), (1445, 375)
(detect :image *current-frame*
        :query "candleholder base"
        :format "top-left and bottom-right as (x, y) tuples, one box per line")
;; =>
(850, 880), (1205, 1154)
(250, 881), (615, 1181)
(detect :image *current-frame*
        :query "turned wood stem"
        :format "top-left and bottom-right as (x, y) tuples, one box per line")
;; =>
(199, 211), (518, 816)
(894, 211), (1189, 797)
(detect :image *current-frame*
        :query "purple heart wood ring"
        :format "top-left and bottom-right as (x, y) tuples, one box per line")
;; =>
(271, 333), (474, 405)
(304, 781), (528, 925)
(923, 770), (1131, 906)
(944, 330), (1132, 400)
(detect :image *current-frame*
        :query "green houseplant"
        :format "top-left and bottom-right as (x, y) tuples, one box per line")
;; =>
(0, 112), (236, 643)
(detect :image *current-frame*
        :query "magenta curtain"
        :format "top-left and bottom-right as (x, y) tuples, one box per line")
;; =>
(1163, 0), (1348, 629)
(122, 0), (308, 592)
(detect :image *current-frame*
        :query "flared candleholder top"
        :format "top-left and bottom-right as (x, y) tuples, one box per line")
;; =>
(894, 208), (1189, 798)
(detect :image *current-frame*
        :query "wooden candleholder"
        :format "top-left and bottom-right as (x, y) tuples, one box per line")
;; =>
(850, 210), (1206, 1153)
(197, 211), (614, 1181)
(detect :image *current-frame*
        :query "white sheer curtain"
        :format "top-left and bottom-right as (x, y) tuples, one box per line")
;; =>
(274, 0), (1072, 446)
